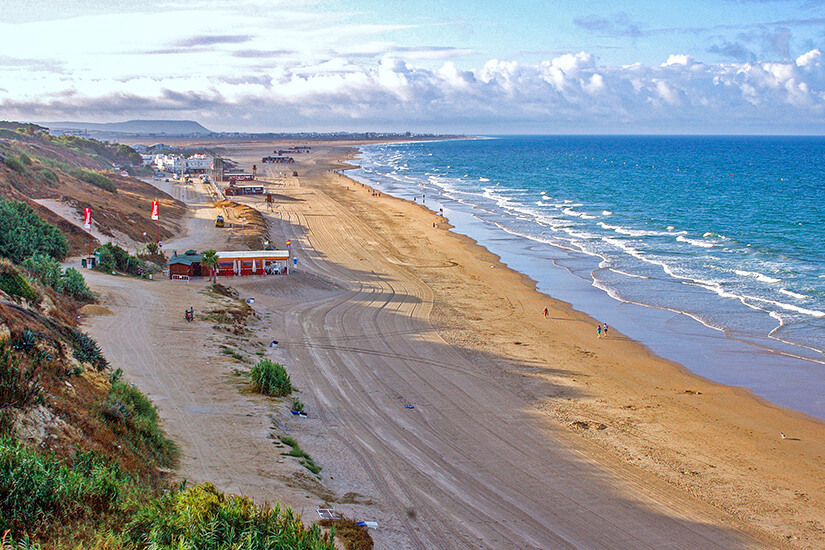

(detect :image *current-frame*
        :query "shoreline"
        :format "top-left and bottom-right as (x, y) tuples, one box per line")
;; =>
(304, 144), (825, 546)
(346, 140), (825, 421)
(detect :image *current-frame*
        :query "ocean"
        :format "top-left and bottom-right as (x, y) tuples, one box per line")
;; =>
(349, 136), (825, 419)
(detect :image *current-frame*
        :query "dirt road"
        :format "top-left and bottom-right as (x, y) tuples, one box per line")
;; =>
(80, 151), (788, 549)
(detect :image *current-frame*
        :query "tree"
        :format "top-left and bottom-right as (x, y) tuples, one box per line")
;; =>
(201, 249), (218, 283)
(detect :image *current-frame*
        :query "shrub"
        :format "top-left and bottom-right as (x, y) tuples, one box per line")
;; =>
(17, 153), (32, 166)
(67, 168), (117, 193)
(69, 329), (108, 370)
(101, 369), (177, 467)
(0, 260), (38, 303)
(317, 518), (373, 550)
(22, 254), (61, 290)
(61, 268), (94, 301)
(124, 483), (335, 549)
(23, 255), (94, 301)
(0, 199), (69, 263)
(0, 440), (128, 537)
(95, 243), (146, 276)
(2, 156), (24, 172)
(250, 360), (292, 397)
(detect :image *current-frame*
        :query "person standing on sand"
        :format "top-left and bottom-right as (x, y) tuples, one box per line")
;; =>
(597, 324), (602, 338)
(603, 323), (609, 337)
(543, 306), (548, 318)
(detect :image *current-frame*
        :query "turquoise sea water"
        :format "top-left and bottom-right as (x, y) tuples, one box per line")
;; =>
(350, 136), (825, 419)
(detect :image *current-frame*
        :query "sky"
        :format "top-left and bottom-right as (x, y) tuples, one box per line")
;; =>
(1, 0), (825, 134)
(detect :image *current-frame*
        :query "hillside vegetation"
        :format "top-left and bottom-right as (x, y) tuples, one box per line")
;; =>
(0, 123), (337, 549)
(0, 123), (186, 254)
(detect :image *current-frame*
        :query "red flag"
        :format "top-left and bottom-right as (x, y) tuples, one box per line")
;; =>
(151, 201), (159, 221)
(83, 208), (91, 229)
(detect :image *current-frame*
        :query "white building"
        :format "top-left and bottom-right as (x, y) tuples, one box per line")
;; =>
(152, 153), (213, 173)
(184, 154), (213, 172)
(153, 154), (184, 172)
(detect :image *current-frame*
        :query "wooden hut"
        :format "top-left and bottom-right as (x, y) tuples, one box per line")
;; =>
(167, 250), (203, 279)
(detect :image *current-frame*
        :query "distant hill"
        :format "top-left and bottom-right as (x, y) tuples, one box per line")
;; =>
(45, 119), (213, 136)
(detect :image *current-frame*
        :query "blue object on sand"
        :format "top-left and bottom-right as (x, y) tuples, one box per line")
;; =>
(290, 410), (300, 415)
(405, 405), (415, 409)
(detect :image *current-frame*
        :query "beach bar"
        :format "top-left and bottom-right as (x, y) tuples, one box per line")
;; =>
(215, 250), (290, 276)
(167, 250), (203, 279)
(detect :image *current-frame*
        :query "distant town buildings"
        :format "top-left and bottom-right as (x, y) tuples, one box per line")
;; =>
(142, 153), (215, 173)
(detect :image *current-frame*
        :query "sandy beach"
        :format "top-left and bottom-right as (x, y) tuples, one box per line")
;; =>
(79, 140), (825, 549)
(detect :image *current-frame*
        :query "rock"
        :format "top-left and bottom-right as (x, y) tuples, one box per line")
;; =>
(13, 405), (79, 448)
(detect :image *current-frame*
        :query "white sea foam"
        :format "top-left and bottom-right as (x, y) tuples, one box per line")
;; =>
(735, 269), (781, 284)
(598, 222), (670, 237)
(602, 210), (613, 216)
(780, 288), (809, 300)
(479, 177), (490, 182)
(677, 235), (715, 248)
(609, 268), (650, 279)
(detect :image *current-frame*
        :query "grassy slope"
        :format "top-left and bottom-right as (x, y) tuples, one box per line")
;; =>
(0, 129), (186, 255)
(0, 128), (337, 549)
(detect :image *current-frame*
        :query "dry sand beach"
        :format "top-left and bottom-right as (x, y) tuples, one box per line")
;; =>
(76, 140), (825, 549)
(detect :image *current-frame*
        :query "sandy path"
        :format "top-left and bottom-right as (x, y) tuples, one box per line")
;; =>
(78, 144), (819, 549)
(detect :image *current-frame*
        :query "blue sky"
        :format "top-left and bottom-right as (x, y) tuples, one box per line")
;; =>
(1, 0), (824, 133)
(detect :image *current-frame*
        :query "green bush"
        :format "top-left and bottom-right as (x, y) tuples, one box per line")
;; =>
(124, 483), (334, 550)
(0, 440), (128, 537)
(101, 369), (177, 467)
(0, 260), (38, 303)
(0, 199), (69, 263)
(22, 254), (61, 289)
(61, 267), (94, 301)
(67, 168), (117, 193)
(250, 360), (293, 397)
(0, 273), (37, 303)
(95, 243), (146, 276)
(23, 255), (94, 301)
(18, 153), (32, 166)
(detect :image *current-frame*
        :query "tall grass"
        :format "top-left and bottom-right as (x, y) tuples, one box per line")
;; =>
(124, 483), (335, 549)
(250, 360), (293, 397)
(279, 436), (321, 476)
(0, 440), (128, 538)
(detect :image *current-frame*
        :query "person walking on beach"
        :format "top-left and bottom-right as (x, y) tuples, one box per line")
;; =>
(597, 324), (602, 338)
(603, 323), (609, 337)
(543, 306), (548, 318)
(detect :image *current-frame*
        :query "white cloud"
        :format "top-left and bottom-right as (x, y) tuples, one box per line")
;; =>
(1, 1), (825, 134)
